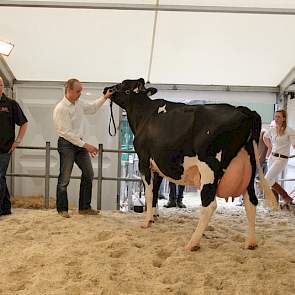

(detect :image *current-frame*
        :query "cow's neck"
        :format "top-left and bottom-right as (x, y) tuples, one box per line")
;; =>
(127, 95), (151, 135)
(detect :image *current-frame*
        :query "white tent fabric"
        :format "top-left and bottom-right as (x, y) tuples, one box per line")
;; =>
(3, 0), (295, 9)
(1, 1), (295, 86)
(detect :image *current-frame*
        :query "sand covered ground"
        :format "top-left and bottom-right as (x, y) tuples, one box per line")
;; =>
(0, 197), (295, 295)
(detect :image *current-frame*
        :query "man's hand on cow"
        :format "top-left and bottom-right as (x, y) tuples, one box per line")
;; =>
(104, 89), (113, 100)
(84, 143), (98, 157)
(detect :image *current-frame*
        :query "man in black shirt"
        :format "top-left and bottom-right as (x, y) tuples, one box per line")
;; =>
(0, 76), (28, 216)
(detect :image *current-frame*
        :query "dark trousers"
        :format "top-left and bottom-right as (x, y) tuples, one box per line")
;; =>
(169, 182), (185, 202)
(56, 137), (94, 212)
(0, 153), (11, 214)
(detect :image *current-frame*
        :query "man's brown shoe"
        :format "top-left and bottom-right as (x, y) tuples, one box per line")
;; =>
(79, 208), (99, 215)
(58, 211), (70, 218)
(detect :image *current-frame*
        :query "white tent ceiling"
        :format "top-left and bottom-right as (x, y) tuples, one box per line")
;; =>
(1, 1), (295, 87)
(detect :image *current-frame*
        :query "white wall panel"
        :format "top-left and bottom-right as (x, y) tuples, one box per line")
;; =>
(152, 89), (276, 123)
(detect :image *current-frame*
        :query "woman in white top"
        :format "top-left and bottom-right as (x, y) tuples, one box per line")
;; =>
(263, 109), (295, 206)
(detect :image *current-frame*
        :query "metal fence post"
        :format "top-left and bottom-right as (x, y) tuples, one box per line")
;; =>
(97, 144), (103, 210)
(44, 141), (50, 209)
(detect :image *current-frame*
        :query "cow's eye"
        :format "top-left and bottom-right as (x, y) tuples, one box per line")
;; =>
(125, 90), (130, 95)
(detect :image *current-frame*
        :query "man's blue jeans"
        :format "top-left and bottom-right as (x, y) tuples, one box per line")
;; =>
(0, 153), (11, 214)
(56, 137), (94, 212)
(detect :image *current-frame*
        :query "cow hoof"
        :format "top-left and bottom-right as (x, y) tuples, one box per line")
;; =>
(245, 243), (258, 250)
(153, 214), (159, 221)
(185, 244), (200, 252)
(140, 220), (154, 229)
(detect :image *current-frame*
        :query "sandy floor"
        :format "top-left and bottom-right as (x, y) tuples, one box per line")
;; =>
(0, 198), (295, 295)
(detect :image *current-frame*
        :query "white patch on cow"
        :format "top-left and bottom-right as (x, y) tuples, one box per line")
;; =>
(216, 151), (222, 162)
(191, 156), (214, 188)
(206, 130), (210, 135)
(150, 155), (214, 189)
(133, 87), (139, 93)
(158, 105), (166, 114)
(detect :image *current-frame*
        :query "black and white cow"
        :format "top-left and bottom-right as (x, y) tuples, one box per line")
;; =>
(105, 78), (277, 251)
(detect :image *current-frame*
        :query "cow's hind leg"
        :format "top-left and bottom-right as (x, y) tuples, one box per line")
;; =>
(243, 142), (258, 249)
(152, 173), (163, 220)
(141, 173), (155, 228)
(185, 198), (217, 251)
(243, 191), (257, 249)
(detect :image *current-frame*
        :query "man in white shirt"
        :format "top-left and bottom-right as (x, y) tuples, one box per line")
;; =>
(53, 78), (113, 218)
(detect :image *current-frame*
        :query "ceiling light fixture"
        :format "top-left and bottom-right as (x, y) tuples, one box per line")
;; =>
(0, 39), (14, 56)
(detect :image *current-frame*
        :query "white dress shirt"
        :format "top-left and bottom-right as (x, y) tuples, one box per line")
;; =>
(53, 95), (107, 147)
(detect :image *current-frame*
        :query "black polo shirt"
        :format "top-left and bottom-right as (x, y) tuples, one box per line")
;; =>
(0, 93), (28, 153)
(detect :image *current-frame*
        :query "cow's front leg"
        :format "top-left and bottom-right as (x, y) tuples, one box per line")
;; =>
(243, 192), (257, 249)
(185, 198), (217, 251)
(141, 175), (155, 228)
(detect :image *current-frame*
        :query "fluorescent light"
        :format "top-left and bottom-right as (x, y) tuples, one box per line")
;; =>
(0, 40), (14, 56)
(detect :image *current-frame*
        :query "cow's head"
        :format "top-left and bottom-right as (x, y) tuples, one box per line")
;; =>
(105, 79), (158, 135)
(104, 78), (157, 97)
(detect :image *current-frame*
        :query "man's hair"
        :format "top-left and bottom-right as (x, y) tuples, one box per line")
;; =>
(65, 78), (80, 94)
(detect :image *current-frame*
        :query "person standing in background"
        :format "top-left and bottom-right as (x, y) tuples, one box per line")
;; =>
(263, 109), (295, 207)
(53, 78), (113, 218)
(0, 76), (28, 216)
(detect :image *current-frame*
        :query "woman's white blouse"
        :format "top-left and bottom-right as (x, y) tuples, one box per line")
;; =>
(264, 126), (295, 156)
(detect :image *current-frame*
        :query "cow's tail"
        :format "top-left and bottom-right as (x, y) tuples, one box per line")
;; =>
(253, 140), (279, 210)
(251, 110), (262, 144)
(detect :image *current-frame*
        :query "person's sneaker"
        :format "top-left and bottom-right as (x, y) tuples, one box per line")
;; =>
(79, 208), (99, 215)
(177, 201), (186, 208)
(58, 211), (70, 218)
(164, 201), (177, 208)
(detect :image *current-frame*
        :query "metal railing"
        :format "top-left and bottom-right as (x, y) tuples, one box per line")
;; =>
(7, 143), (295, 209)
(7, 142), (141, 210)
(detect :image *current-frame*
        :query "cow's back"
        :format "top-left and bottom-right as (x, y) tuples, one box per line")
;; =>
(135, 103), (260, 181)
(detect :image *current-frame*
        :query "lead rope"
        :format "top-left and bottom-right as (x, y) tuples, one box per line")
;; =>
(108, 101), (117, 136)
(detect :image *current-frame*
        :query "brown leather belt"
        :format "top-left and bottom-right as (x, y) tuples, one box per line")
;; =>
(272, 152), (288, 159)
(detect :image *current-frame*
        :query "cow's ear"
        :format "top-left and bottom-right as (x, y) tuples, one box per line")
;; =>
(137, 78), (146, 92)
(138, 78), (145, 85)
(146, 87), (157, 96)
